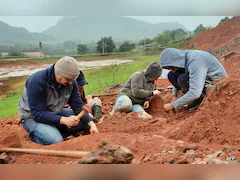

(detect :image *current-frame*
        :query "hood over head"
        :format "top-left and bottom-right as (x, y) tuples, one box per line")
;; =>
(144, 62), (162, 81)
(160, 48), (186, 69)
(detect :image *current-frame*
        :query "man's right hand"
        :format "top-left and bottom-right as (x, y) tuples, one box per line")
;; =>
(60, 116), (78, 128)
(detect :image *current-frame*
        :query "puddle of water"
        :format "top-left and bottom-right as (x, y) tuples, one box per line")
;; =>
(0, 59), (133, 95)
(0, 59), (133, 79)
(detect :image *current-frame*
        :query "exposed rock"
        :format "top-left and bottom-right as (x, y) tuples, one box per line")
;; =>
(77, 139), (134, 164)
(0, 152), (15, 164)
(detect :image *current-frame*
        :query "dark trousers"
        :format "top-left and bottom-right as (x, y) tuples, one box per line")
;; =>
(168, 71), (189, 94)
(168, 71), (206, 109)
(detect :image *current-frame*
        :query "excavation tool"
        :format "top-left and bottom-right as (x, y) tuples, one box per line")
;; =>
(76, 105), (92, 120)
(92, 92), (118, 98)
(0, 139), (134, 164)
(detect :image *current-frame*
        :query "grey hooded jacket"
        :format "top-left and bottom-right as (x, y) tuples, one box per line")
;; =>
(119, 62), (162, 105)
(160, 48), (228, 108)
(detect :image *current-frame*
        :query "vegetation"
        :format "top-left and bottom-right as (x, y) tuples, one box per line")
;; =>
(119, 41), (136, 52)
(138, 38), (154, 45)
(0, 90), (23, 119)
(219, 16), (230, 24)
(77, 44), (88, 54)
(96, 37), (116, 53)
(194, 24), (209, 35)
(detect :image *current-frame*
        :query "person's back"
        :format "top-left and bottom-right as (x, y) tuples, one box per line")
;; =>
(160, 48), (228, 111)
(185, 50), (227, 81)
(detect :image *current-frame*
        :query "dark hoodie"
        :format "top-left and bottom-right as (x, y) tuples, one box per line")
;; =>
(160, 48), (228, 108)
(119, 62), (162, 105)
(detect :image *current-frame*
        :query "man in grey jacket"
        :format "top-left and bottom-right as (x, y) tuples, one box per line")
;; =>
(160, 48), (228, 112)
(111, 62), (162, 119)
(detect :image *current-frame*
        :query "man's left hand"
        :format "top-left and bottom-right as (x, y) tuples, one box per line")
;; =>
(88, 121), (99, 134)
(164, 103), (174, 112)
(143, 101), (150, 109)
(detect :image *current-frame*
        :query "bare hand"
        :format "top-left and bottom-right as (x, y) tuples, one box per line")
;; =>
(143, 101), (150, 109)
(60, 116), (78, 128)
(88, 121), (99, 134)
(164, 103), (174, 112)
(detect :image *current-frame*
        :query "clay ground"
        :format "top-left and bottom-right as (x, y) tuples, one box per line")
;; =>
(0, 17), (240, 164)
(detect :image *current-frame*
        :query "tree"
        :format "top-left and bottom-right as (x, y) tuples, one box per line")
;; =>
(77, 44), (88, 54)
(219, 16), (230, 24)
(96, 37), (116, 53)
(0, 52), (2, 57)
(138, 38), (153, 45)
(119, 42), (136, 52)
(8, 51), (23, 56)
(170, 29), (186, 40)
(194, 24), (208, 35)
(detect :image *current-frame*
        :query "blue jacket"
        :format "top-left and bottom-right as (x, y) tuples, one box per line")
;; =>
(18, 65), (92, 125)
(160, 48), (228, 108)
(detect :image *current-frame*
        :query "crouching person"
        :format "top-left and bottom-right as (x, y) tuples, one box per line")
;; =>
(111, 62), (162, 119)
(76, 70), (102, 123)
(18, 56), (99, 145)
(160, 48), (228, 112)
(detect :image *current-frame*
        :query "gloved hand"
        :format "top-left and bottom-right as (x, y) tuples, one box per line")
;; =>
(153, 89), (161, 96)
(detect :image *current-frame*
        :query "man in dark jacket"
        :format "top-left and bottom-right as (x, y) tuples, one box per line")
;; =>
(160, 48), (228, 112)
(111, 62), (162, 119)
(18, 56), (99, 145)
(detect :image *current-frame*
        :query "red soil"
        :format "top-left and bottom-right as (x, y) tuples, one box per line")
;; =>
(1, 17), (240, 164)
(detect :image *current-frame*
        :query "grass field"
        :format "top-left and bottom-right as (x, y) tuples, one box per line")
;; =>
(0, 53), (159, 119)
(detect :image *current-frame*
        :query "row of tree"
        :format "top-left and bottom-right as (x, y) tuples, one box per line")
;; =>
(0, 17), (231, 56)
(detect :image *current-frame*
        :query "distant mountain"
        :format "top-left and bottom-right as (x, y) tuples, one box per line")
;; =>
(0, 21), (55, 43)
(43, 17), (187, 42)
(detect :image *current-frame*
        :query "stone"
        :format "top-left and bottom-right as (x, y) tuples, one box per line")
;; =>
(77, 139), (134, 164)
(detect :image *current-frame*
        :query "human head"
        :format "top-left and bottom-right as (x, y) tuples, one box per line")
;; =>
(76, 70), (88, 87)
(144, 62), (162, 81)
(54, 56), (79, 85)
(160, 48), (186, 71)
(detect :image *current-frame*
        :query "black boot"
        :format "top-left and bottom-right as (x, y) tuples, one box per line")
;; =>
(92, 105), (102, 123)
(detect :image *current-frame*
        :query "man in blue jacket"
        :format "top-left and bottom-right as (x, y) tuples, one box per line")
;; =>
(160, 48), (228, 112)
(18, 56), (99, 145)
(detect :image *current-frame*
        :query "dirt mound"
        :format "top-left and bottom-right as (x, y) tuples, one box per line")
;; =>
(168, 78), (240, 146)
(184, 16), (240, 60)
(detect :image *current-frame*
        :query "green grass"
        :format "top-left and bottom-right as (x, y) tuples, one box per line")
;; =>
(83, 55), (159, 95)
(0, 90), (22, 119)
(0, 54), (160, 120)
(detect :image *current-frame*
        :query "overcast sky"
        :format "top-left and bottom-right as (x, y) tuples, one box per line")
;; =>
(0, 0), (238, 32)
(0, 16), (228, 32)
(0, 0), (239, 16)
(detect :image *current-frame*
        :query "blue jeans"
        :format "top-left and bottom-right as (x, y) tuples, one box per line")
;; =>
(22, 108), (90, 145)
(113, 95), (146, 113)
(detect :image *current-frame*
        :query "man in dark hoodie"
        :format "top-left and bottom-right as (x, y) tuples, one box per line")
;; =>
(111, 62), (162, 119)
(160, 48), (228, 112)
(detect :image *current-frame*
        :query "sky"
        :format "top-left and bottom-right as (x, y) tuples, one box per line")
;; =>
(0, 0), (238, 32)
(0, 16), (228, 32)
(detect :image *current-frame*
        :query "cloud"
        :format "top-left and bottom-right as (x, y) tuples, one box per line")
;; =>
(0, 0), (239, 15)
